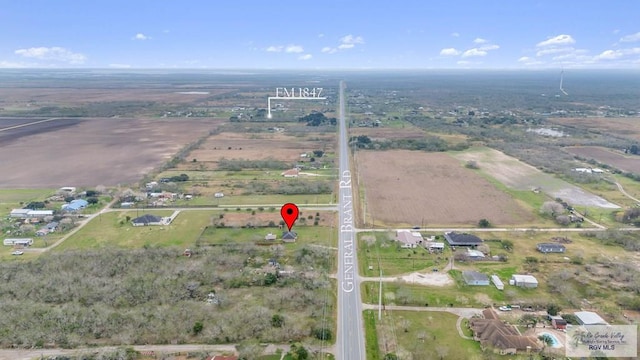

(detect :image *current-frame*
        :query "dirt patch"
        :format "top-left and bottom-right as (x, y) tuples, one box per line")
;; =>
(565, 146), (640, 174)
(0, 117), (219, 188)
(397, 271), (454, 286)
(357, 150), (534, 226)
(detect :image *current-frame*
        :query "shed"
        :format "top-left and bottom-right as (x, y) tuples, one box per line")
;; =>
(265, 233), (277, 241)
(551, 317), (567, 330)
(510, 274), (538, 288)
(462, 271), (490, 286)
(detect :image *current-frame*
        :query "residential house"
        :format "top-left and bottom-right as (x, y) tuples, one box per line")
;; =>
(574, 311), (608, 325)
(282, 231), (297, 242)
(281, 168), (300, 178)
(131, 214), (164, 226)
(3, 238), (33, 246)
(45, 221), (59, 231)
(444, 231), (483, 246)
(62, 199), (89, 212)
(36, 228), (49, 236)
(510, 274), (538, 288)
(265, 233), (277, 241)
(536, 243), (566, 253)
(469, 309), (542, 355)
(463, 271), (490, 286)
(396, 230), (423, 248)
(491, 275), (504, 290)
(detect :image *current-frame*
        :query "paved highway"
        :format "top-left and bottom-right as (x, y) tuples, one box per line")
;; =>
(336, 81), (365, 360)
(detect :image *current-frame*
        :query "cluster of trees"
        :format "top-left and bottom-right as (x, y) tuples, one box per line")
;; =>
(349, 134), (469, 152)
(0, 246), (334, 348)
(218, 158), (290, 171)
(299, 113), (336, 126)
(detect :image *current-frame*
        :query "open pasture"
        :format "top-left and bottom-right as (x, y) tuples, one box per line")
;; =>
(356, 150), (534, 227)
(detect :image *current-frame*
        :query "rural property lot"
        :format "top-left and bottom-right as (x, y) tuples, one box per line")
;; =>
(186, 131), (336, 169)
(454, 147), (620, 209)
(0, 117), (218, 188)
(565, 146), (640, 174)
(356, 150), (534, 226)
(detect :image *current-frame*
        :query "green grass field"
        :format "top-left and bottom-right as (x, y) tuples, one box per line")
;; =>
(54, 210), (210, 250)
(370, 310), (482, 360)
(358, 232), (442, 276)
(0, 188), (55, 216)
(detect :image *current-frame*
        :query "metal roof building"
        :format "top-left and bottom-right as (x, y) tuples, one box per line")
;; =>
(574, 311), (609, 325)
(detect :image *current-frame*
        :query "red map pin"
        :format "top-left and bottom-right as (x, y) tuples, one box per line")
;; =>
(280, 203), (299, 231)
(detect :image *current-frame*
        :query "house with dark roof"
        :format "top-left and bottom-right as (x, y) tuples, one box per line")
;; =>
(462, 271), (490, 285)
(444, 231), (483, 246)
(536, 243), (566, 253)
(469, 309), (541, 355)
(132, 214), (163, 226)
(282, 231), (297, 242)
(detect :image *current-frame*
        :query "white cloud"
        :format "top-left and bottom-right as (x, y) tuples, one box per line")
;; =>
(285, 45), (304, 53)
(439, 48), (460, 56)
(321, 46), (337, 54)
(14, 46), (86, 64)
(518, 56), (531, 62)
(620, 32), (640, 43)
(450, 32), (460, 37)
(462, 48), (487, 57)
(596, 47), (640, 60)
(298, 54), (312, 60)
(266, 45), (283, 52)
(479, 44), (500, 51)
(108, 63), (131, 68)
(473, 38), (487, 44)
(338, 43), (355, 50)
(133, 33), (150, 40)
(340, 34), (364, 46)
(318, 33), (325, 38)
(537, 34), (575, 47)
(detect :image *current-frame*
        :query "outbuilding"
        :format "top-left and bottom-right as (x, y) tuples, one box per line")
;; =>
(510, 274), (538, 288)
(574, 311), (608, 325)
(462, 271), (490, 286)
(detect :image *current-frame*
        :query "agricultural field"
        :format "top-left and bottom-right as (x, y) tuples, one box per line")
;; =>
(355, 150), (535, 227)
(548, 117), (640, 141)
(565, 146), (640, 174)
(453, 147), (620, 209)
(0, 117), (218, 188)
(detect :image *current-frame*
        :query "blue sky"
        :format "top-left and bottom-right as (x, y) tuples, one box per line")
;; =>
(1, 0), (639, 69)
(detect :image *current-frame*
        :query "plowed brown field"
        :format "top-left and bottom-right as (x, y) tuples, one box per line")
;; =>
(356, 150), (534, 226)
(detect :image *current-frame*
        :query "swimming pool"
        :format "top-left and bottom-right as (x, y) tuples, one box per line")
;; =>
(539, 332), (562, 348)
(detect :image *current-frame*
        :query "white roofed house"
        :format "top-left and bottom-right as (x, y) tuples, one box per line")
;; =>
(395, 230), (423, 248)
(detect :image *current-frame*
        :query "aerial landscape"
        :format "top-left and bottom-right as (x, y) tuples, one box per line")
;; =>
(1, 1), (640, 360)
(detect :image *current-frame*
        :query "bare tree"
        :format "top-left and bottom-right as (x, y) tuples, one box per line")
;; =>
(541, 201), (564, 216)
(435, 345), (449, 360)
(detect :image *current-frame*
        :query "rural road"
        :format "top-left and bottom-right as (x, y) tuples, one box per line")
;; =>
(0, 117), (61, 132)
(613, 180), (640, 203)
(336, 80), (366, 360)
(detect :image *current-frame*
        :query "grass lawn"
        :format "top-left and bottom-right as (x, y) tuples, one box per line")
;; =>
(364, 310), (381, 360)
(358, 232), (442, 276)
(54, 210), (212, 250)
(0, 188), (55, 216)
(373, 310), (482, 359)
